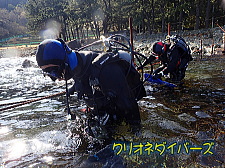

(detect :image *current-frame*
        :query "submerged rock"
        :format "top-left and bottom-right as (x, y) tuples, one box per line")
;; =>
(178, 113), (197, 122)
(22, 59), (38, 68)
(195, 111), (211, 118)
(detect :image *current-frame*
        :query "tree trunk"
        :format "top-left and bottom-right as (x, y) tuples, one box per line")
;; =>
(71, 27), (75, 39)
(90, 23), (97, 38)
(102, 0), (111, 34)
(160, 0), (166, 33)
(195, 0), (200, 30)
(94, 21), (100, 39)
(205, 0), (211, 28)
(103, 18), (108, 34)
(151, 0), (155, 33)
(141, 0), (145, 33)
(76, 25), (80, 39)
(179, 11), (183, 31)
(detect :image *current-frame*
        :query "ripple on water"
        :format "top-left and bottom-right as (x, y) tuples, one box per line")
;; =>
(0, 56), (225, 167)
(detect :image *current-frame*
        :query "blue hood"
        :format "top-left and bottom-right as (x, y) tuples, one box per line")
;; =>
(36, 39), (78, 70)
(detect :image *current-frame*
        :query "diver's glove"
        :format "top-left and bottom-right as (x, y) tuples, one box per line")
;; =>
(162, 69), (170, 79)
(163, 73), (170, 79)
(137, 55), (156, 70)
(153, 71), (169, 80)
(152, 72), (163, 80)
(68, 85), (76, 95)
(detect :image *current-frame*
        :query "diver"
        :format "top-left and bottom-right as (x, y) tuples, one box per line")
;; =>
(151, 35), (193, 82)
(36, 38), (146, 134)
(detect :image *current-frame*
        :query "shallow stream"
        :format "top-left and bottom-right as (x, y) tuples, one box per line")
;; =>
(0, 53), (224, 167)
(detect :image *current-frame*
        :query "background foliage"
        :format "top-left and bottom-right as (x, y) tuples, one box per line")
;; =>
(0, 0), (225, 41)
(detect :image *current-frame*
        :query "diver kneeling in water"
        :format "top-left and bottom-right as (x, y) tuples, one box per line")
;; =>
(151, 35), (193, 83)
(36, 38), (146, 136)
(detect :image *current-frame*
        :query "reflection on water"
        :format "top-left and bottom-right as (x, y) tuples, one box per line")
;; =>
(7, 139), (26, 161)
(0, 55), (224, 167)
(0, 127), (10, 135)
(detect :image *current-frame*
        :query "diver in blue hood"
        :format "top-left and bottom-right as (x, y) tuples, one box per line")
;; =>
(36, 38), (146, 130)
(36, 38), (78, 81)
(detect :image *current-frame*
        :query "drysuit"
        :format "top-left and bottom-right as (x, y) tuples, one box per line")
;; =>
(68, 50), (146, 125)
(36, 39), (146, 128)
(154, 41), (193, 82)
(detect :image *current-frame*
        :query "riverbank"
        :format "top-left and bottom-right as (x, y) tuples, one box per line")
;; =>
(1, 28), (225, 59)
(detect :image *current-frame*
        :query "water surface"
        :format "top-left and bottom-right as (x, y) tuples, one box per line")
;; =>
(0, 54), (224, 167)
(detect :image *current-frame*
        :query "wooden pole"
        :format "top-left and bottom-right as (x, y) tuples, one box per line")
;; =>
(200, 39), (203, 59)
(166, 23), (171, 43)
(211, 38), (214, 56)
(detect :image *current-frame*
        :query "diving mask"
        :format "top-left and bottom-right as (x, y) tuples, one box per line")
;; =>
(41, 65), (64, 81)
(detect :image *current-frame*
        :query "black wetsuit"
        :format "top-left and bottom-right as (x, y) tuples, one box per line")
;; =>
(68, 51), (146, 125)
